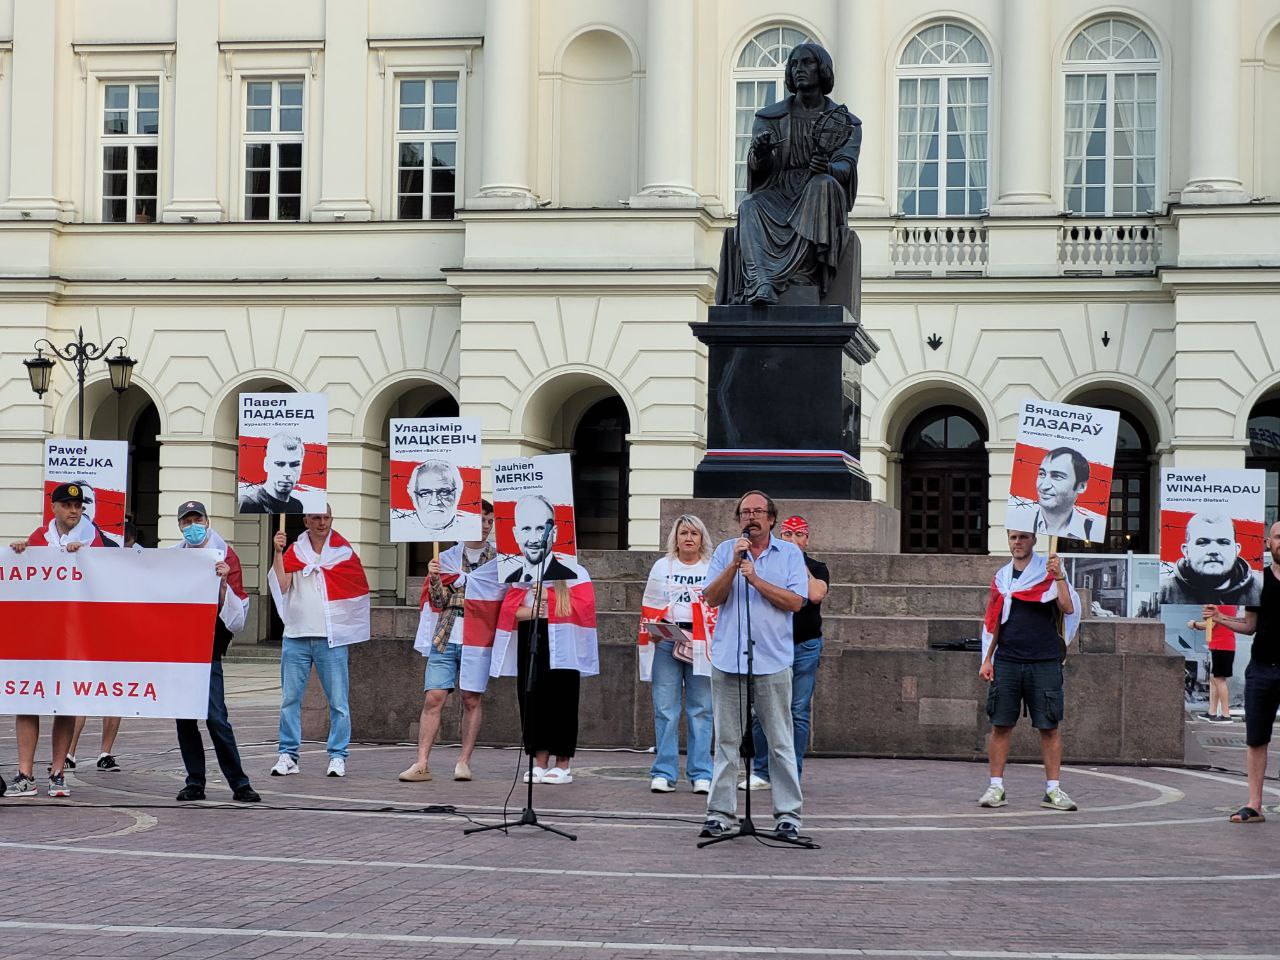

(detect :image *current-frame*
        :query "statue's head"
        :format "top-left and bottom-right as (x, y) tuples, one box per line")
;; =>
(785, 42), (834, 95)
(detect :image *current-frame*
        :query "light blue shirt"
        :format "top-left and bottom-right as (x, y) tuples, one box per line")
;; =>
(703, 535), (808, 675)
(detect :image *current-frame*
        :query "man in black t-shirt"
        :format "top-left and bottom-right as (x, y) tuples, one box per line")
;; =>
(978, 530), (1080, 812)
(1205, 520), (1280, 824)
(746, 515), (831, 789)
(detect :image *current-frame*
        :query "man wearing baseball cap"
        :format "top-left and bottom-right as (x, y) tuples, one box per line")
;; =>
(171, 500), (260, 803)
(5, 482), (115, 799)
(744, 515), (830, 791)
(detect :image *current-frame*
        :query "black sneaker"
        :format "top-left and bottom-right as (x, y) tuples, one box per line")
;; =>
(233, 785), (262, 803)
(775, 820), (800, 841)
(176, 785), (206, 802)
(96, 754), (121, 772)
(698, 818), (730, 839)
(64, 755), (76, 770)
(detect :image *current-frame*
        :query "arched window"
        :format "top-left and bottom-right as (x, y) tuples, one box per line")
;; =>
(1247, 398), (1280, 529)
(900, 405), (989, 554)
(732, 25), (813, 208)
(1063, 17), (1159, 216)
(896, 22), (990, 217)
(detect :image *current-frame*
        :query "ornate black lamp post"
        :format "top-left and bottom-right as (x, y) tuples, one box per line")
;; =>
(24, 327), (136, 439)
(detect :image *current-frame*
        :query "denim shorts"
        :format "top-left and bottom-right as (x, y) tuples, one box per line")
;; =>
(424, 643), (463, 691)
(1244, 660), (1280, 748)
(987, 658), (1064, 730)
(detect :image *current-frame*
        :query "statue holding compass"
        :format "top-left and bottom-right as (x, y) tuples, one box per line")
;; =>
(717, 42), (861, 307)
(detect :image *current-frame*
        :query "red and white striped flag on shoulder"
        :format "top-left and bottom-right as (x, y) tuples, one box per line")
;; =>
(414, 544), (464, 655)
(269, 530), (370, 648)
(981, 553), (1081, 662)
(463, 557), (599, 689)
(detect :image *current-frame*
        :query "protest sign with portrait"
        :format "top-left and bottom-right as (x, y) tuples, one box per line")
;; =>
(43, 439), (128, 539)
(237, 393), (328, 515)
(389, 417), (483, 542)
(492, 454), (577, 585)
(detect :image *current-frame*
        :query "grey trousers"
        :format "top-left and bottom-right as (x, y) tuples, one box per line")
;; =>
(707, 666), (803, 827)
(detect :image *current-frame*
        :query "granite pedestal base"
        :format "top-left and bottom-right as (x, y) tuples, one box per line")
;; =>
(691, 304), (878, 500)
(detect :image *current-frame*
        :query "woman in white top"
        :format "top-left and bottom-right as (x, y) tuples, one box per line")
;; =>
(639, 514), (714, 794)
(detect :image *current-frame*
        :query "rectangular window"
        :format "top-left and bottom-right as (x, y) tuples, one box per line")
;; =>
(733, 80), (780, 208)
(1064, 71), (1155, 215)
(896, 76), (987, 217)
(101, 82), (159, 223)
(243, 79), (304, 221)
(395, 77), (458, 220)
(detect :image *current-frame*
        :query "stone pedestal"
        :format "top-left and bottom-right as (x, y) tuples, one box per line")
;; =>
(690, 305), (878, 499)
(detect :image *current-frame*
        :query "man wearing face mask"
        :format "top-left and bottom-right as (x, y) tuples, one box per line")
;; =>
(5, 483), (115, 799)
(170, 501), (261, 803)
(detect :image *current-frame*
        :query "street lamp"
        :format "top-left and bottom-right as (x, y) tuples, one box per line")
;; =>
(24, 328), (136, 439)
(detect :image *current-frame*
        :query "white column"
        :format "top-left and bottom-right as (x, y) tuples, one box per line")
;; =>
(163, 0), (223, 221)
(0, 0), (70, 219)
(839, 0), (888, 214)
(314, 0), (373, 220)
(470, 0), (536, 208)
(631, 0), (698, 207)
(1183, 0), (1248, 204)
(988, 0), (1056, 216)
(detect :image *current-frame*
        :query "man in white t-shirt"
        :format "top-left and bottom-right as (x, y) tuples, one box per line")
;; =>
(400, 500), (495, 783)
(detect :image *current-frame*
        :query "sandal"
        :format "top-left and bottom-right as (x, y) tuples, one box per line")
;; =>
(1229, 806), (1266, 823)
(541, 767), (573, 785)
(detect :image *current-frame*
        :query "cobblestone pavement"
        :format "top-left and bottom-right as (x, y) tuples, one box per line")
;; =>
(2, 663), (1279, 960)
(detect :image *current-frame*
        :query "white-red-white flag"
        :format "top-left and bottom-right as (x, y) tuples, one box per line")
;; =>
(269, 530), (370, 648)
(0, 547), (219, 718)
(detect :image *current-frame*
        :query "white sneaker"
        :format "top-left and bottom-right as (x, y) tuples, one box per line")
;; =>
(650, 776), (675, 793)
(737, 774), (770, 791)
(692, 779), (711, 795)
(326, 757), (346, 778)
(270, 754), (299, 777)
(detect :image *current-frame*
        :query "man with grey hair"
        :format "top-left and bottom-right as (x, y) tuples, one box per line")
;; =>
(240, 432), (306, 514)
(1159, 512), (1264, 605)
(409, 459), (461, 534)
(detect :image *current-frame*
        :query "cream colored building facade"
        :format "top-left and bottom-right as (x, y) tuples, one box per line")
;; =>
(1, 0), (1279, 633)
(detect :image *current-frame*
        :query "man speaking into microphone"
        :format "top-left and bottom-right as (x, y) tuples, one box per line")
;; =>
(698, 490), (808, 840)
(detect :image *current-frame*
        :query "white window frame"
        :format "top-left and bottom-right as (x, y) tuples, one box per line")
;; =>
(99, 78), (161, 224)
(392, 73), (461, 221)
(894, 23), (991, 218)
(240, 76), (306, 222)
(727, 24), (815, 212)
(1062, 18), (1160, 217)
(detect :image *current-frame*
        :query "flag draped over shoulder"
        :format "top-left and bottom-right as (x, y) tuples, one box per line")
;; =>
(269, 530), (370, 648)
(414, 544), (464, 655)
(461, 557), (598, 690)
(28, 518), (111, 549)
(637, 559), (715, 681)
(981, 553), (1081, 662)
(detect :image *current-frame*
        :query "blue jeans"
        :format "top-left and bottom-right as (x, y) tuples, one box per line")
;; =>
(753, 636), (823, 780)
(279, 636), (351, 760)
(648, 640), (713, 783)
(175, 661), (249, 791)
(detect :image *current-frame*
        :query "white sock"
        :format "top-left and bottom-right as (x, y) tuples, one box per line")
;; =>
(990, 777), (1003, 788)
(1046, 779), (1060, 793)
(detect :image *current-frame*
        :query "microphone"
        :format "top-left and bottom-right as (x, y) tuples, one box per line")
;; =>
(736, 526), (751, 564)
(539, 522), (554, 549)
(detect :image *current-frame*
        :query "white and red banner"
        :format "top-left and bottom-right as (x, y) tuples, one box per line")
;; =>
(1006, 399), (1120, 541)
(638, 559), (715, 680)
(492, 453), (577, 585)
(0, 547), (218, 718)
(238, 392), (328, 514)
(43, 439), (128, 539)
(389, 417), (483, 542)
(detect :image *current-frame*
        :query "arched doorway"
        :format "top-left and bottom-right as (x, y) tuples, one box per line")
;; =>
(572, 396), (630, 550)
(128, 404), (161, 548)
(1247, 396), (1280, 530)
(899, 406), (988, 554)
(1059, 409), (1152, 554)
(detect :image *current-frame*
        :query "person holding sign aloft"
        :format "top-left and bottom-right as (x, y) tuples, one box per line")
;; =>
(978, 530), (1081, 812)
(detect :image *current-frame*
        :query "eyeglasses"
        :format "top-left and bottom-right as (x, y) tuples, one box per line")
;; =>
(737, 508), (770, 518)
(414, 487), (456, 503)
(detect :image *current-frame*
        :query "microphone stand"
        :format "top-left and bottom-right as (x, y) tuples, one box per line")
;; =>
(699, 530), (817, 850)
(466, 525), (575, 841)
